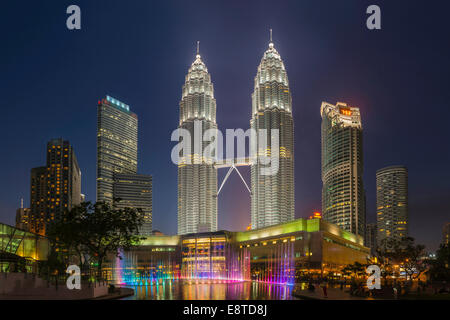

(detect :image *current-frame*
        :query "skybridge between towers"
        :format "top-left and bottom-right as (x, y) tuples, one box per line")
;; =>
(214, 157), (252, 196)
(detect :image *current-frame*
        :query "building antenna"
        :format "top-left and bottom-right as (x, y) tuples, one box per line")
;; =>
(20, 197), (23, 209)
(196, 41), (200, 56)
(270, 28), (273, 43)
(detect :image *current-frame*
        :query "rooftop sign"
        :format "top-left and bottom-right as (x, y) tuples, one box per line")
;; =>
(106, 95), (130, 112)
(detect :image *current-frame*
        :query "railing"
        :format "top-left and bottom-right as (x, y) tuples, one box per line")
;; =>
(0, 265), (109, 289)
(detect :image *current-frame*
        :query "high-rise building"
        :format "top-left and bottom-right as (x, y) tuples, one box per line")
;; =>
(177, 45), (218, 235)
(113, 173), (152, 236)
(250, 33), (295, 229)
(46, 139), (82, 219)
(443, 223), (450, 245)
(29, 139), (81, 235)
(321, 102), (365, 238)
(97, 95), (153, 234)
(97, 95), (138, 203)
(15, 207), (31, 231)
(30, 166), (47, 235)
(365, 222), (377, 256)
(376, 165), (408, 246)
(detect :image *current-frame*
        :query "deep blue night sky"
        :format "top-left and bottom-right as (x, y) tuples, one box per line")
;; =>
(1, 0), (449, 251)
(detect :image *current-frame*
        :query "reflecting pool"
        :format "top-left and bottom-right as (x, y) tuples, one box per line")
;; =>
(121, 280), (301, 300)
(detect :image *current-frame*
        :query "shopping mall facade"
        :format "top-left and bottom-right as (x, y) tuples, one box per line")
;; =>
(104, 218), (370, 285)
(1, 218), (369, 285)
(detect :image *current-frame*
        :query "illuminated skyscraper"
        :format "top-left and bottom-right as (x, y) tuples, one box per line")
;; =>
(321, 102), (365, 237)
(177, 44), (218, 235)
(97, 96), (138, 203)
(16, 199), (31, 231)
(114, 173), (152, 236)
(443, 223), (450, 245)
(15, 208), (31, 231)
(97, 96), (153, 234)
(250, 32), (295, 229)
(29, 139), (81, 235)
(29, 166), (47, 235)
(365, 222), (377, 255)
(376, 165), (408, 246)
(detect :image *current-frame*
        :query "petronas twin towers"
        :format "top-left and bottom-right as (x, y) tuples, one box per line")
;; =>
(177, 46), (218, 235)
(177, 34), (294, 235)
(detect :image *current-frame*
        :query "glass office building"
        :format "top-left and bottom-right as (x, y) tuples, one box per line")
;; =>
(321, 102), (366, 238)
(113, 173), (153, 236)
(97, 96), (153, 234)
(97, 95), (138, 203)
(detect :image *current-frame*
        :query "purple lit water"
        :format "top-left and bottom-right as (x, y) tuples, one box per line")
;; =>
(121, 280), (301, 300)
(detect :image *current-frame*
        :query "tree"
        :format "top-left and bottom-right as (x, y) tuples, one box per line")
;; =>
(427, 244), (450, 281)
(386, 237), (427, 281)
(47, 203), (90, 271)
(367, 254), (393, 284)
(47, 201), (145, 279)
(38, 249), (67, 277)
(79, 201), (145, 276)
(342, 262), (366, 280)
(373, 240), (397, 283)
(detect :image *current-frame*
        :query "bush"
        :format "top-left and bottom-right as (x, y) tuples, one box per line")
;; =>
(108, 284), (116, 294)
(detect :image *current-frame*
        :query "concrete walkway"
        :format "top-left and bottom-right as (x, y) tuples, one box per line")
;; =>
(91, 287), (134, 300)
(293, 287), (374, 300)
(0, 288), (134, 300)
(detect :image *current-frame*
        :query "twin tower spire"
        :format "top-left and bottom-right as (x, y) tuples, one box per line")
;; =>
(177, 30), (294, 235)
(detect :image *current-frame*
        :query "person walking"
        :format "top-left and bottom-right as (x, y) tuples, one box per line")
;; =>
(321, 279), (328, 298)
(308, 281), (315, 292)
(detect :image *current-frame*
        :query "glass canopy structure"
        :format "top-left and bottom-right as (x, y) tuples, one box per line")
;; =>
(0, 223), (50, 272)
